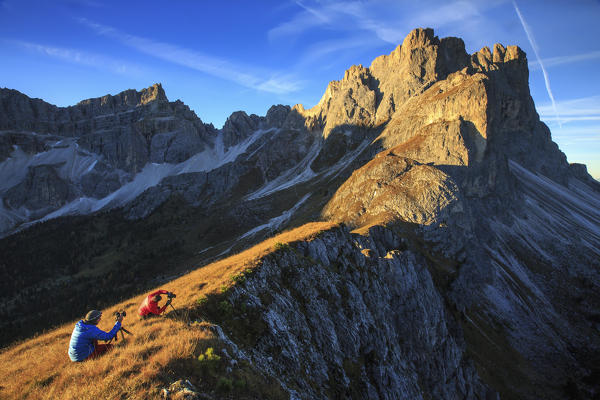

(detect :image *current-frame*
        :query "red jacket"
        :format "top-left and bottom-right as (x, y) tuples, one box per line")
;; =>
(138, 289), (170, 316)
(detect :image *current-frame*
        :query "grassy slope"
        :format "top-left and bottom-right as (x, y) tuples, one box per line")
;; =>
(0, 221), (336, 400)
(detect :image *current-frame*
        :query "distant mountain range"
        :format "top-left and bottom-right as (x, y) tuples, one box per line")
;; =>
(1, 28), (599, 399)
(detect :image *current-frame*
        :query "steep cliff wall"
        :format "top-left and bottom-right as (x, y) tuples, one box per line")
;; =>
(212, 180), (600, 399)
(218, 225), (490, 399)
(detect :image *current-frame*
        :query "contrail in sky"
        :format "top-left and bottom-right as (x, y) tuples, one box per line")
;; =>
(513, 1), (561, 127)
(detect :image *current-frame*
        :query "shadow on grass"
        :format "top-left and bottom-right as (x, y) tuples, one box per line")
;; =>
(161, 341), (288, 400)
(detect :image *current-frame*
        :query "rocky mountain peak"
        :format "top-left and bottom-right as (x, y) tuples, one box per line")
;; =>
(295, 28), (477, 136)
(76, 82), (169, 115)
(265, 104), (291, 128)
(400, 26), (438, 52)
(471, 43), (527, 72)
(222, 110), (260, 148)
(342, 64), (370, 82)
(292, 27), (540, 187)
(140, 82), (167, 105)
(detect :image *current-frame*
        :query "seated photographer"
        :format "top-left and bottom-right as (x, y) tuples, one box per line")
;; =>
(138, 289), (175, 318)
(68, 310), (123, 362)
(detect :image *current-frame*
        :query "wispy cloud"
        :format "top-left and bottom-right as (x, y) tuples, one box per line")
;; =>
(296, 36), (378, 69)
(543, 116), (600, 122)
(277, 1), (507, 37)
(9, 40), (144, 76)
(529, 50), (600, 70)
(550, 125), (600, 165)
(79, 18), (302, 95)
(268, 1), (399, 44)
(405, 1), (481, 31)
(551, 126), (600, 142)
(540, 97), (600, 174)
(268, 0), (504, 53)
(325, 1), (406, 44)
(268, 1), (332, 41)
(538, 95), (600, 124)
(295, 0), (330, 23)
(513, 0), (561, 127)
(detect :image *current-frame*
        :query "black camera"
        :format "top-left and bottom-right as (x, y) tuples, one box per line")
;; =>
(115, 310), (127, 319)
(167, 292), (176, 299)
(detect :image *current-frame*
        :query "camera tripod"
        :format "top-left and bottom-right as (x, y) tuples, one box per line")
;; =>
(108, 310), (133, 343)
(114, 325), (132, 341)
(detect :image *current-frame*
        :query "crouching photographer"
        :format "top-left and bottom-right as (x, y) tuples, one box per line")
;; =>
(138, 289), (176, 318)
(68, 310), (124, 362)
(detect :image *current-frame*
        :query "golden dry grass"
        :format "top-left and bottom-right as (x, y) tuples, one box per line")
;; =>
(0, 221), (337, 399)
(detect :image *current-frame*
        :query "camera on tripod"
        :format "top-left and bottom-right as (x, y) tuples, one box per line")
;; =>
(167, 292), (176, 300)
(111, 310), (132, 341)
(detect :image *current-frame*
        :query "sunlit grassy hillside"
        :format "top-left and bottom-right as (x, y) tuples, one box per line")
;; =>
(0, 221), (337, 399)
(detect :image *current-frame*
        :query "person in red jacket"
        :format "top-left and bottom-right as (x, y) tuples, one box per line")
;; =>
(138, 289), (175, 318)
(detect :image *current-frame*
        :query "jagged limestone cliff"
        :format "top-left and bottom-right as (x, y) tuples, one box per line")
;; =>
(221, 225), (490, 399)
(194, 29), (600, 399)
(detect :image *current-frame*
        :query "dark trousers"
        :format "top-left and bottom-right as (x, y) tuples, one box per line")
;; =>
(86, 340), (113, 360)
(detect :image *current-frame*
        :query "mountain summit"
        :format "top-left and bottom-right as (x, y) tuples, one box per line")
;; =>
(0, 28), (599, 399)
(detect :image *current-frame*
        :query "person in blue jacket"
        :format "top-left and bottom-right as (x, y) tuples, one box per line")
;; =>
(68, 310), (123, 362)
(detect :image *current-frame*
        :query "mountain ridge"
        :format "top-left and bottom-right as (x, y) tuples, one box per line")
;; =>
(1, 27), (599, 399)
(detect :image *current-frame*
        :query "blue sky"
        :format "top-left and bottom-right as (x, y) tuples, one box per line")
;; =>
(1, 0), (598, 178)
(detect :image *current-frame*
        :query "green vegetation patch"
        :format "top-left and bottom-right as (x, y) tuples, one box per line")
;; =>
(273, 242), (292, 252)
(192, 290), (267, 349)
(230, 267), (254, 284)
(164, 340), (287, 399)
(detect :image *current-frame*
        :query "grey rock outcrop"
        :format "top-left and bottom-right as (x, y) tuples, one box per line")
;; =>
(265, 105), (291, 128)
(125, 123), (317, 219)
(222, 111), (260, 149)
(293, 28), (472, 138)
(322, 151), (462, 227)
(4, 164), (75, 212)
(80, 161), (123, 199)
(0, 84), (222, 234)
(1, 84), (217, 173)
(0, 131), (53, 163)
(221, 226), (491, 399)
(218, 164), (600, 399)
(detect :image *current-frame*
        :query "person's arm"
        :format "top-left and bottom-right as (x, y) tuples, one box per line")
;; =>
(146, 290), (172, 315)
(157, 300), (171, 315)
(148, 289), (169, 298)
(148, 298), (170, 315)
(90, 321), (121, 341)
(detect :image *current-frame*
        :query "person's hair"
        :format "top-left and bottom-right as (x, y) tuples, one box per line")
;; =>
(84, 310), (102, 325)
(153, 295), (162, 302)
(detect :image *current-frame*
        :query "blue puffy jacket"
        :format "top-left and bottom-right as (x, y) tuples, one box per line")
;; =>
(68, 320), (121, 361)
